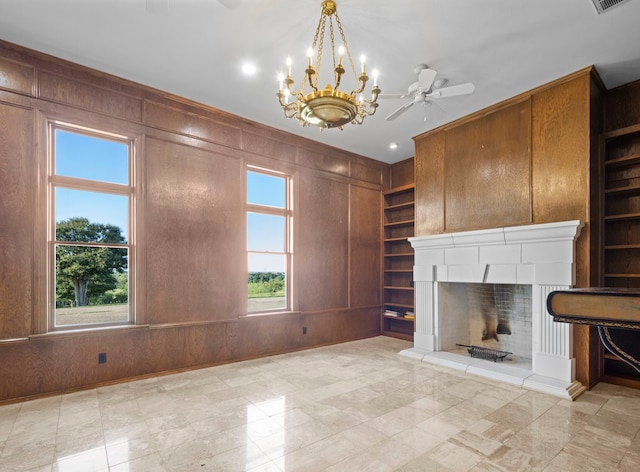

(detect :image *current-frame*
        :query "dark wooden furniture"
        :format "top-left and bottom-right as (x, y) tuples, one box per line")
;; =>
(548, 288), (640, 388)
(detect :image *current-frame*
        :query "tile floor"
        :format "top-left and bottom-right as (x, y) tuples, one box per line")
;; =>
(1, 336), (639, 471)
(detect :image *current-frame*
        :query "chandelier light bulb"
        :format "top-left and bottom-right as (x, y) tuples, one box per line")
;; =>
(286, 57), (292, 76)
(360, 55), (366, 73)
(277, 72), (284, 92)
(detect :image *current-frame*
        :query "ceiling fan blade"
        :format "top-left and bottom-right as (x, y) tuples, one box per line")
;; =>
(378, 93), (411, 100)
(385, 100), (415, 121)
(427, 82), (475, 98)
(418, 68), (437, 91)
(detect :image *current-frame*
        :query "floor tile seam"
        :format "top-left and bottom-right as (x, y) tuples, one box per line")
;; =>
(503, 434), (568, 467)
(0, 429), (58, 458)
(105, 447), (165, 470)
(0, 443), (57, 469)
(247, 437), (290, 462)
(446, 438), (501, 462)
(208, 441), (274, 470)
(485, 442), (544, 468)
(565, 430), (637, 457)
(156, 435), (239, 469)
(619, 448), (640, 467)
(2, 408), (22, 445)
(53, 442), (110, 469)
(52, 433), (108, 462)
(390, 430), (446, 458)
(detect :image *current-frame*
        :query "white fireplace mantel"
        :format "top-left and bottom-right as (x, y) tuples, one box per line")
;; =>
(401, 220), (586, 400)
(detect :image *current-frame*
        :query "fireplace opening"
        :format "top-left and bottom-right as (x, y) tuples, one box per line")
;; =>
(440, 282), (532, 360)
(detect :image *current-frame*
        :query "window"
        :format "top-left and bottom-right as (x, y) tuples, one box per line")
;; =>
(246, 167), (291, 313)
(49, 125), (133, 329)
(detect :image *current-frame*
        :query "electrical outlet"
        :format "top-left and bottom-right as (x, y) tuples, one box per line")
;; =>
(98, 352), (107, 364)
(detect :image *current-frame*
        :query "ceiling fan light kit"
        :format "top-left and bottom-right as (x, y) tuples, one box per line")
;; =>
(276, 0), (381, 129)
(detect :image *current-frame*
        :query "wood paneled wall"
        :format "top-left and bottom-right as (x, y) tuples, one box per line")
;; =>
(444, 99), (531, 231)
(413, 67), (605, 387)
(0, 41), (386, 402)
(387, 157), (415, 189)
(605, 79), (640, 132)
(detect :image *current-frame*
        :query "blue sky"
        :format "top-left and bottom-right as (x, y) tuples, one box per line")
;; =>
(247, 171), (287, 273)
(55, 129), (130, 236)
(55, 131), (287, 273)
(55, 129), (128, 184)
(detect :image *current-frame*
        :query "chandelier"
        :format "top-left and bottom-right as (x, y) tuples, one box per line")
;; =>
(277, 0), (380, 129)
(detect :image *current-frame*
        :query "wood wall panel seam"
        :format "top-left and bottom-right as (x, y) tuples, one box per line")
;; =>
(0, 40), (385, 402)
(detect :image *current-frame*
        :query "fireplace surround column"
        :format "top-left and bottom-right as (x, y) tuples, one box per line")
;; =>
(405, 220), (585, 399)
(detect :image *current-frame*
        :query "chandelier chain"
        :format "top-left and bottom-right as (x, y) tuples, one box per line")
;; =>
(329, 19), (336, 74)
(334, 13), (358, 89)
(276, 0), (380, 129)
(311, 14), (327, 92)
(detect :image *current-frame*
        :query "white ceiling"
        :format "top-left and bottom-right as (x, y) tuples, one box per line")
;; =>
(1, 0), (639, 164)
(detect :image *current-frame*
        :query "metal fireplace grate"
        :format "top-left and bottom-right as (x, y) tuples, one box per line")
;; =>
(456, 344), (512, 362)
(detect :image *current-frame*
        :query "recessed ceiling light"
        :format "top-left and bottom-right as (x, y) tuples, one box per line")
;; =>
(389, 142), (398, 150)
(242, 63), (257, 75)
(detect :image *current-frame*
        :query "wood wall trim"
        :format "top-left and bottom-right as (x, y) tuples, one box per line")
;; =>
(413, 67), (605, 388)
(414, 66), (601, 142)
(0, 39), (387, 184)
(0, 307), (381, 402)
(0, 39), (386, 402)
(27, 324), (151, 340)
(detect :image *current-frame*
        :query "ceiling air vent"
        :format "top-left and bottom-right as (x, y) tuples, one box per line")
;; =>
(591, 0), (633, 13)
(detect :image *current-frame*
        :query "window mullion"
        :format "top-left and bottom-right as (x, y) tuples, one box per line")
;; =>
(51, 175), (130, 195)
(50, 125), (133, 330)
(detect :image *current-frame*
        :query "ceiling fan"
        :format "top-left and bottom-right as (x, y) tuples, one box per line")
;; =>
(382, 64), (475, 121)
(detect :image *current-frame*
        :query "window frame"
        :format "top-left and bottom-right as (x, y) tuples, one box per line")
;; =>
(246, 165), (293, 314)
(47, 122), (136, 331)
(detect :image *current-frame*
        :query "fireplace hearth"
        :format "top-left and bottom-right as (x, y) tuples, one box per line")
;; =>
(400, 220), (585, 399)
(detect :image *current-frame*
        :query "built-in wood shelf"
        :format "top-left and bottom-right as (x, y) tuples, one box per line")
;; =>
(601, 122), (640, 388)
(383, 302), (414, 309)
(384, 201), (414, 211)
(603, 123), (640, 139)
(383, 183), (415, 196)
(382, 183), (415, 341)
(605, 153), (640, 167)
(605, 212), (640, 221)
(605, 184), (640, 195)
(384, 219), (414, 228)
(383, 314), (414, 321)
(384, 237), (411, 243)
